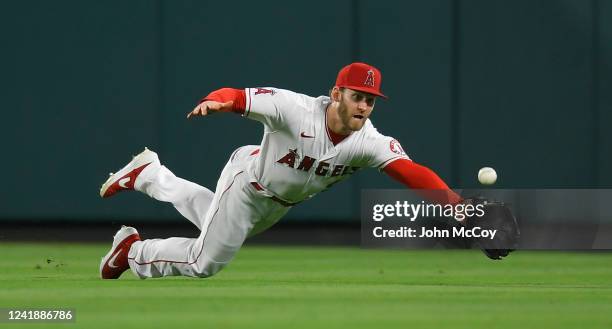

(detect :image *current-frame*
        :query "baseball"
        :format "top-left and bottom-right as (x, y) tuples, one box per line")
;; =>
(478, 167), (497, 185)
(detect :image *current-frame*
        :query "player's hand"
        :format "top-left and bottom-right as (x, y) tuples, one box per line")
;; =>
(464, 197), (520, 260)
(187, 100), (234, 119)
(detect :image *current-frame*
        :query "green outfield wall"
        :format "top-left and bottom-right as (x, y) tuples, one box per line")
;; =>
(0, 0), (610, 221)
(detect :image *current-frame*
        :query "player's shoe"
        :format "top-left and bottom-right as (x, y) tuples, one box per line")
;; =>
(99, 147), (159, 198)
(100, 225), (141, 279)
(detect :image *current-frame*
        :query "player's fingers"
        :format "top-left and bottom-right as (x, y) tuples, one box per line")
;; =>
(187, 104), (206, 119)
(187, 106), (198, 119)
(201, 106), (209, 116)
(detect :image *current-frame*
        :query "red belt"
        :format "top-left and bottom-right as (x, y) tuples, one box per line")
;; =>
(250, 182), (299, 207)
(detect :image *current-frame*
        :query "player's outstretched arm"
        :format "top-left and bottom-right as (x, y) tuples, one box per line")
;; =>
(383, 158), (462, 205)
(187, 88), (246, 119)
(187, 100), (234, 118)
(384, 159), (517, 260)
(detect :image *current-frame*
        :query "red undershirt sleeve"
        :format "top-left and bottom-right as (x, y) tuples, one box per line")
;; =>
(383, 158), (462, 205)
(199, 88), (246, 114)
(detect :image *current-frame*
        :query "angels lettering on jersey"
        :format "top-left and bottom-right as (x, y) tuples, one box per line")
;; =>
(276, 148), (361, 177)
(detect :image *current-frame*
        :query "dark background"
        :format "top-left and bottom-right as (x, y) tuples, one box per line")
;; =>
(1, 0), (610, 225)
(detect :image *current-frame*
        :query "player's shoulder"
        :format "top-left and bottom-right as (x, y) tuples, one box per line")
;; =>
(273, 88), (328, 114)
(248, 87), (320, 109)
(247, 87), (295, 100)
(355, 120), (410, 163)
(359, 119), (386, 140)
(342, 120), (385, 150)
(358, 120), (405, 149)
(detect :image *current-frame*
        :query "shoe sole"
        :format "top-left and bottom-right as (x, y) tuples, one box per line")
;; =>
(99, 147), (158, 198)
(99, 226), (140, 279)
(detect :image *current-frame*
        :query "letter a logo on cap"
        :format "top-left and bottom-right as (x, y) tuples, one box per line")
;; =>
(364, 69), (375, 87)
(335, 62), (387, 98)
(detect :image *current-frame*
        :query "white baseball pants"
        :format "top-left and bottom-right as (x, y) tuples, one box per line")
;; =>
(127, 146), (289, 278)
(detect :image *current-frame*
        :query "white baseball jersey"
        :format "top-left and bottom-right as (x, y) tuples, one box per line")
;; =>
(243, 87), (410, 203)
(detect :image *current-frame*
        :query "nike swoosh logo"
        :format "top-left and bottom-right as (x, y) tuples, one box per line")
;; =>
(300, 132), (314, 138)
(118, 177), (131, 188)
(108, 249), (122, 268)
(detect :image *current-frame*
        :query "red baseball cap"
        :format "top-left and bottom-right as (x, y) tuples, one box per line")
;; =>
(335, 62), (387, 98)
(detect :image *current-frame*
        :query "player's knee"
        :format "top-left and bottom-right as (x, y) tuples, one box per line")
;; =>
(229, 145), (260, 163)
(193, 259), (225, 278)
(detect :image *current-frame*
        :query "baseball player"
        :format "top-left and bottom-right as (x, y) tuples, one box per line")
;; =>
(98, 62), (479, 280)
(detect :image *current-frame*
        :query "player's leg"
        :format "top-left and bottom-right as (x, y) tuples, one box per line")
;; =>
(126, 166), (289, 278)
(137, 145), (261, 230)
(100, 148), (214, 230)
(136, 165), (214, 230)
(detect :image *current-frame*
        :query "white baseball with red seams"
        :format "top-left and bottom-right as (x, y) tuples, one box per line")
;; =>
(125, 88), (409, 278)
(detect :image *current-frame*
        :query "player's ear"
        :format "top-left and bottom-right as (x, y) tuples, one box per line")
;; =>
(331, 86), (341, 102)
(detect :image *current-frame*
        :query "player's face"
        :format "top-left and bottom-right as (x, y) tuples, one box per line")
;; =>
(337, 88), (376, 132)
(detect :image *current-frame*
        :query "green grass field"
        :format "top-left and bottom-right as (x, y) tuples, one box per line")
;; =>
(1, 244), (611, 328)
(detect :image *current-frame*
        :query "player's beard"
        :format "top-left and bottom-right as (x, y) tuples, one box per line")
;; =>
(337, 100), (367, 132)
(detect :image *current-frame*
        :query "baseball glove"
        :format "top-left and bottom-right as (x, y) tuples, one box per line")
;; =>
(465, 197), (520, 260)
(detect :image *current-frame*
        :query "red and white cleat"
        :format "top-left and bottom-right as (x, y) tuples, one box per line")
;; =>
(100, 226), (141, 279)
(99, 147), (159, 198)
